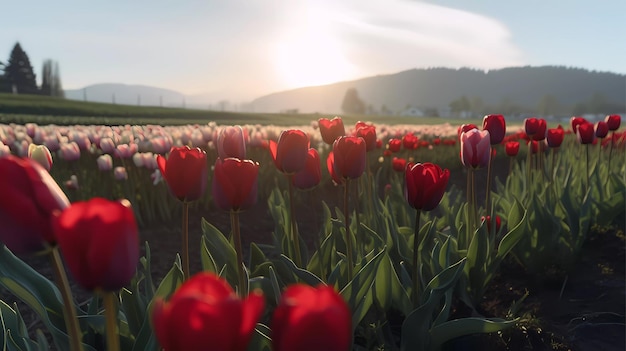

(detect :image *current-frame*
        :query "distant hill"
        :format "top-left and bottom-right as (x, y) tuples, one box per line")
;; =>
(249, 66), (626, 115)
(64, 83), (187, 108)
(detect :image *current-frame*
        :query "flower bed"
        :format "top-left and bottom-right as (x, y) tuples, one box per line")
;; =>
(0, 115), (624, 351)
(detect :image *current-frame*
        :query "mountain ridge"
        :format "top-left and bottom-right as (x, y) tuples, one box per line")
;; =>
(250, 66), (626, 114)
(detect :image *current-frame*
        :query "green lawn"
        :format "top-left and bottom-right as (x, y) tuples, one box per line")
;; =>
(0, 93), (485, 126)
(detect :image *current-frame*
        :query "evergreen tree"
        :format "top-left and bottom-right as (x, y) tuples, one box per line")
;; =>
(40, 59), (65, 97)
(0, 60), (7, 93)
(5, 42), (39, 95)
(341, 88), (365, 114)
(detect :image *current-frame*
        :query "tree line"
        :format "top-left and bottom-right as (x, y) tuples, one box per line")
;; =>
(0, 42), (64, 98)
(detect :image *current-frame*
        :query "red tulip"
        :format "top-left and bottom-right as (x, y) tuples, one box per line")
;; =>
(388, 138), (402, 153)
(605, 114), (621, 131)
(525, 118), (547, 141)
(272, 284), (351, 351)
(269, 129), (309, 174)
(481, 215), (501, 234)
(326, 151), (343, 185)
(355, 122), (377, 152)
(217, 126), (246, 160)
(318, 117), (345, 145)
(577, 122), (596, 144)
(571, 116), (588, 133)
(595, 121), (609, 138)
(392, 157), (407, 172)
(332, 136), (366, 180)
(157, 146), (208, 202)
(402, 133), (418, 150)
(546, 125), (565, 148)
(53, 198), (139, 291)
(153, 272), (264, 351)
(0, 156), (70, 254)
(505, 141), (520, 156)
(293, 149), (321, 190)
(482, 114), (506, 145)
(460, 129), (491, 168)
(212, 158), (259, 211)
(404, 162), (449, 211)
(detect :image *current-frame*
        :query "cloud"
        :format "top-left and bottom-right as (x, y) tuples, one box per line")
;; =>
(322, 0), (525, 74)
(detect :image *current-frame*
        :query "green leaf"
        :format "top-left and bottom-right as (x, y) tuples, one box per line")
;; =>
(132, 257), (184, 351)
(0, 246), (96, 351)
(279, 255), (324, 286)
(374, 253), (411, 315)
(247, 324), (272, 351)
(201, 218), (239, 287)
(430, 317), (518, 349)
(340, 249), (385, 330)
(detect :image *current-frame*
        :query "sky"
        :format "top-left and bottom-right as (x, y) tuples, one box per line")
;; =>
(2, 0), (625, 102)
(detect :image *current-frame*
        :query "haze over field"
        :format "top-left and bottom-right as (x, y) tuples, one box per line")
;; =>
(2, 0), (625, 108)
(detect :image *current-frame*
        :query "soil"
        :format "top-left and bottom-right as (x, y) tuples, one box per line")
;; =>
(3, 168), (625, 351)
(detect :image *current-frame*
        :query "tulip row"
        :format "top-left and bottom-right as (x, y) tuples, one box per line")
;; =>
(0, 113), (623, 351)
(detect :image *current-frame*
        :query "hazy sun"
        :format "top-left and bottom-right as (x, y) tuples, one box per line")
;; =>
(273, 10), (356, 89)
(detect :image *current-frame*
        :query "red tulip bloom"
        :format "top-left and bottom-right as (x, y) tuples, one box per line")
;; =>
(0, 156), (70, 254)
(326, 151), (343, 185)
(272, 284), (351, 351)
(212, 158), (259, 211)
(605, 114), (621, 131)
(269, 129), (309, 174)
(481, 215), (502, 234)
(546, 125), (565, 148)
(525, 118), (547, 141)
(153, 272), (264, 351)
(332, 136), (366, 180)
(571, 116), (588, 133)
(53, 198), (139, 291)
(392, 157), (407, 172)
(318, 117), (345, 145)
(460, 129), (491, 169)
(505, 141), (520, 156)
(217, 126), (246, 160)
(595, 121), (609, 138)
(355, 122), (377, 152)
(482, 114), (506, 145)
(404, 162), (449, 211)
(402, 134), (418, 150)
(157, 146), (208, 202)
(577, 122), (596, 144)
(388, 138), (402, 153)
(293, 149), (321, 190)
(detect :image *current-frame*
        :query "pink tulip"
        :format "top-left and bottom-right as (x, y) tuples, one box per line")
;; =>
(218, 126), (247, 160)
(460, 129), (491, 168)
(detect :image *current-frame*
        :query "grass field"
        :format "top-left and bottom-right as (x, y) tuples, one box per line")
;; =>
(0, 92), (486, 126)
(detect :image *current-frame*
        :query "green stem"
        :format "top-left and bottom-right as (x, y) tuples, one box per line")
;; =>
(526, 141), (533, 195)
(50, 247), (84, 351)
(344, 179), (354, 281)
(412, 209), (421, 308)
(585, 144), (590, 196)
(102, 291), (120, 351)
(606, 132), (614, 187)
(288, 175), (302, 267)
(231, 210), (246, 296)
(354, 179), (362, 258)
(182, 201), (190, 281)
(484, 150), (493, 216)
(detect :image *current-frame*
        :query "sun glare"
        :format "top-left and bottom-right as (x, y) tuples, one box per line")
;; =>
(272, 9), (356, 89)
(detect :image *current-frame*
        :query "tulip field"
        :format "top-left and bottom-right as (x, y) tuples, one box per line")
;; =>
(0, 114), (624, 351)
